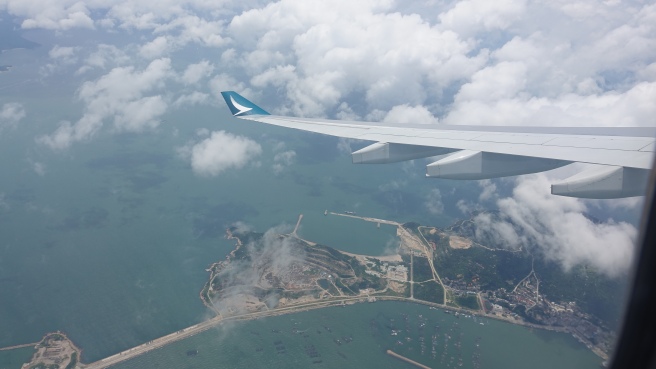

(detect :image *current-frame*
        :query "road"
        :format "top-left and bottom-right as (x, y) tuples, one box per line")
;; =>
(416, 226), (448, 304)
(79, 291), (572, 369)
(0, 342), (38, 351)
(410, 252), (414, 298)
(80, 296), (366, 369)
(328, 211), (401, 226)
(292, 213), (303, 236)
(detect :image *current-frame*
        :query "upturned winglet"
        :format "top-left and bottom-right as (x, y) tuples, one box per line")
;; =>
(220, 91), (270, 116)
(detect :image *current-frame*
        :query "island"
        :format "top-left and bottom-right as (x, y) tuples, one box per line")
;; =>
(200, 211), (617, 361)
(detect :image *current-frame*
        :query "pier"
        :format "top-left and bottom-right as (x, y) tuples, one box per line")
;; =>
(80, 296), (369, 368)
(292, 213), (303, 237)
(0, 342), (38, 351)
(386, 349), (431, 369)
(328, 211), (401, 226)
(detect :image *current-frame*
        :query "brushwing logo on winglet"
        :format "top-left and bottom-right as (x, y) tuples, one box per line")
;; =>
(230, 96), (252, 116)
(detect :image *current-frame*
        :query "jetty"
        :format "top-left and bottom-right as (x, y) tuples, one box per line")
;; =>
(386, 349), (431, 369)
(0, 342), (37, 351)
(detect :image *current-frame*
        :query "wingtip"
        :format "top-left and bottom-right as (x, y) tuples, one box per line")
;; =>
(220, 91), (270, 116)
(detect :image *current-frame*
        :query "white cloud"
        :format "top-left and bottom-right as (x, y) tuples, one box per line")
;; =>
(7, 0), (651, 127)
(181, 130), (262, 176)
(0, 193), (7, 211)
(154, 15), (228, 48)
(444, 81), (656, 126)
(31, 161), (46, 176)
(229, 0), (486, 116)
(0, 103), (26, 132)
(49, 45), (78, 60)
(472, 174), (637, 277)
(478, 179), (498, 202)
(174, 91), (210, 107)
(438, 0), (526, 37)
(209, 74), (253, 101)
(378, 180), (406, 192)
(382, 104), (439, 125)
(17, 1), (94, 30)
(181, 60), (214, 85)
(113, 95), (168, 131)
(42, 45), (81, 75)
(39, 58), (173, 149)
(336, 137), (365, 155)
(77, 44), (131, 74)
(272, 150), (296, 175)
(139, 36), (170, 59)
(425, 188), (444, 215)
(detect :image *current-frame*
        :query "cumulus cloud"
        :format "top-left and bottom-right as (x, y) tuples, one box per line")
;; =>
(26, 159), (47, 176)
(425, 188), (444, 215)
(42, 45), (81, 75)
(77, 44), (131, 74)
(445, 79), (656, 127)
(229, 0), (486, 116)
(438, 0), (526, 37)
(272, 150), (296, 175)
(472, 174), (637, 277)
(181, 60), (215, 85)
(179, 130), (262, 176)
(139, 36), (170, 59)
(0, 103), (26, 132)
(6, 0), (652, 126)
(382, 104), (439, 124)
(478, 179), (498, 202)
(15, 1), (94, 30)
(38, 58), (173, 149)
(174, 91), (210, 107)
(49, 45), (79, 61)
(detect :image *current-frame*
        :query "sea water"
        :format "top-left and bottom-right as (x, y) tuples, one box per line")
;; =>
(0, 91), (463, 362)
(111, 301), (602, 369)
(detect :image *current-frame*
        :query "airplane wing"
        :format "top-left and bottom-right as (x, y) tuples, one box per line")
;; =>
(221, 91), (655, 199)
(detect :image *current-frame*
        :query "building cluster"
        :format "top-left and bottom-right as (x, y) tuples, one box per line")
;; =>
(441, 272), (614, 358)
(363, 261), (407, 282)
(442, 276), (481, 293)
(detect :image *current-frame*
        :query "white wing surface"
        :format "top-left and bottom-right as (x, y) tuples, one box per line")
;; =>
(221, 91), (655, 199)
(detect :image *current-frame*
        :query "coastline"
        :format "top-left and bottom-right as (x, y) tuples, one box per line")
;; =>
(7, 212), (611, 367)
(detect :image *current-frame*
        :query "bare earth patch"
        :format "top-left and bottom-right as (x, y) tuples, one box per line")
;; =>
(388, 280), (407, 294)
(341, 251), (402, 263)
(449, 236), (472, 249)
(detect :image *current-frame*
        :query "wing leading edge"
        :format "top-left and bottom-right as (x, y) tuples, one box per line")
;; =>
(221, 91), (655, 199)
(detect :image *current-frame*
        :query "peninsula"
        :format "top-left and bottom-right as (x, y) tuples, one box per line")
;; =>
(200, 211), (616, 361)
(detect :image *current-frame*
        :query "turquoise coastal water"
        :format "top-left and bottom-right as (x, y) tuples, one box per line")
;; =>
(112, 302), (602, 369)
(298, 212), (400, 255)
(0, 79), (464, 362)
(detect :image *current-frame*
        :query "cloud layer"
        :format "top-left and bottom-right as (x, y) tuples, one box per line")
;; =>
(1, 0), (650, 277)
